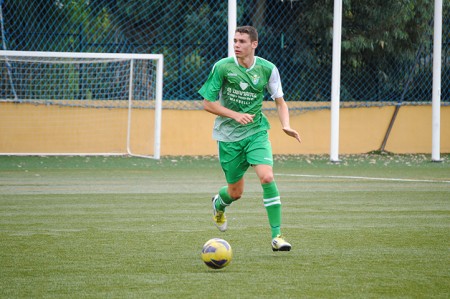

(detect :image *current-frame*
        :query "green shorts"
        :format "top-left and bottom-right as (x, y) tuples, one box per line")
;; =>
(218, 130), (273, 184)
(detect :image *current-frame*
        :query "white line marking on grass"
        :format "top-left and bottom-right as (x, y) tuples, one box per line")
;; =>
(277, 174), (450, 184)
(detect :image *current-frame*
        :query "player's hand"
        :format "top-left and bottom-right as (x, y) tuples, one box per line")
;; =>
(234, 113), (255, 125)
(282, 127), (302, 143)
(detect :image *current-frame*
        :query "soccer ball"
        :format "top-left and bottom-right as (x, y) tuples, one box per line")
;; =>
(201, 238), (233, 269)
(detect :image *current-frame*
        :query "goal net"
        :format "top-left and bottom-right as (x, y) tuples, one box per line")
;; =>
(0, 51), (163, 159)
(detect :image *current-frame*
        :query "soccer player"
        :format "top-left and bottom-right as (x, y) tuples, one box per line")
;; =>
(198, 26), (301, 251)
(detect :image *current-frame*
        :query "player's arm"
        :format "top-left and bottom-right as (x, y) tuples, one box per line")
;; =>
(203, 99), (255, 125)
(274, 97), (301, 143)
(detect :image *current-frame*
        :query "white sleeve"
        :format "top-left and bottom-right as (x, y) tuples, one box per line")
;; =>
(267, 66), (284, 100)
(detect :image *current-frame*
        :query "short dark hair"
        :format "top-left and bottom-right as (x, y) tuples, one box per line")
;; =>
(235, 26), (258, 42)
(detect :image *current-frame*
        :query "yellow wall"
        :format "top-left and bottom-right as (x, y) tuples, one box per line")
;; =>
(0, 102), (449, 155)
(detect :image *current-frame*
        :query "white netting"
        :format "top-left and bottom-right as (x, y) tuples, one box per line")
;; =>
(1, 53), (159, 106)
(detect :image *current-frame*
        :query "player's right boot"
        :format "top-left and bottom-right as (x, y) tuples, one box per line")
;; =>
(271, 235), (292, 251)
(212, 194), (227, 232)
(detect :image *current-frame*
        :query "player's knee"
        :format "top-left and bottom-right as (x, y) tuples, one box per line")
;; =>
(259, 173), (274, 184)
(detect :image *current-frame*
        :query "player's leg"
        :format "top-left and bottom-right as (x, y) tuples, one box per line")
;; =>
(253, 164), (291, 251)
(248, 131), (291, 251)
(253, 164), (282, 237)
(215, 140), (248, 210)
(212, 140), (249, 231)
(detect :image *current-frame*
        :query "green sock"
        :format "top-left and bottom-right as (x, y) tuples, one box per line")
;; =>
(215, 186), (233, 211)
(262, 181), (282, 238)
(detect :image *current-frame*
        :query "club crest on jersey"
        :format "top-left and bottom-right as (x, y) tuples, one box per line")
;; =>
(239, 82), (249, 90)
(251, 74), (260, 85)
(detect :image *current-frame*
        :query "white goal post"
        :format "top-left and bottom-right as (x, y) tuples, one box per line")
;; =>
(0, 50), (163, 159)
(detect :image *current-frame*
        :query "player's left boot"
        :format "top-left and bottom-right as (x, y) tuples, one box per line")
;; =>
(271, 235), (291, 251)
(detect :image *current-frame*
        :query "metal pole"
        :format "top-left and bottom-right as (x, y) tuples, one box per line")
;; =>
(153, 56), (164, 160)
(432, 0), (442, 162)
(228, 0), (237, 57)
(126, 59), (134, 155)
(330, 0), (342, 162)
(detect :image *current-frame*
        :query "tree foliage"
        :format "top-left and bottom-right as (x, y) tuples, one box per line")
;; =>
(302, 0), (434, 69)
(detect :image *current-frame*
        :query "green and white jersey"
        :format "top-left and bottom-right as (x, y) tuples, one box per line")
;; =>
(199, 56), (284, 142)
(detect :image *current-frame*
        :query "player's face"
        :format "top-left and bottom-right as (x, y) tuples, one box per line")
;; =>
(234, 32), (257, 59)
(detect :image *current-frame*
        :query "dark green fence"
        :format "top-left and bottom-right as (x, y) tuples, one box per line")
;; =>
(1, 0), (449, 108)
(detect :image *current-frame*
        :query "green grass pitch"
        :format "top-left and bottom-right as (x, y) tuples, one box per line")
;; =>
(0, 154), (449, 298)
